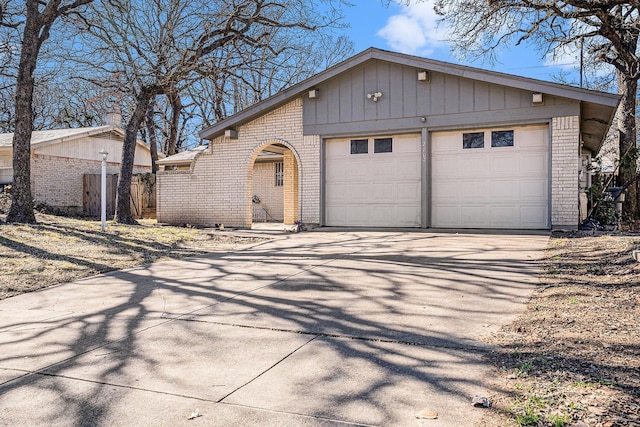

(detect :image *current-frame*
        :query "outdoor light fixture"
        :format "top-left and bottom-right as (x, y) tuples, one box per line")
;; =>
(367, 91), (383, 102)
(532, 92), (544, 104)
(308, 89), (320, 99)
(417, 70), (430, 82)
(225, 129), (238, 139)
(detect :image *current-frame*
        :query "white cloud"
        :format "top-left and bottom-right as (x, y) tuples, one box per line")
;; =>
(377, 1), (450, 55)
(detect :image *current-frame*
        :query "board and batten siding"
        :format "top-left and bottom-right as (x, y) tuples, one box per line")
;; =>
(304, 59), (580, 136)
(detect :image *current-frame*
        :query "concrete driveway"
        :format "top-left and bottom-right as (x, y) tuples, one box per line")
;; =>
(0, 230), (548, 426)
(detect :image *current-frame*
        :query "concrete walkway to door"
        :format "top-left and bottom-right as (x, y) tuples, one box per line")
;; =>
(0, 230), (548, 426)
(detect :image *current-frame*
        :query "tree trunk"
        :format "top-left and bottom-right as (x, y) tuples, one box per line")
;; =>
(616, 72), (638, 220)
(166, 92), (181, 156)
(6, 3), (42, 224)
(145, 102), (158, 173)
(115, 87), (159, 224)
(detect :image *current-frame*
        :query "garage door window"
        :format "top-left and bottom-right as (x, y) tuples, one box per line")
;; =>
(491, 130), (514, 147)
(463, 132), (484, 149)
(374, 138), (393, 153)
(350, 139), (368, 154)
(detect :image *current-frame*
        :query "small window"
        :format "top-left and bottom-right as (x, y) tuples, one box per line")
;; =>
(491, 130), (514, 147)
(463, 132), (484, 149)
(374, 138), (393, 153)
(275, 162), (283, 187)
(350, 139), (368, 154)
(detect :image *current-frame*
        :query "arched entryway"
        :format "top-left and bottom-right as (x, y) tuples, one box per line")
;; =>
(247, 141), (300, 228)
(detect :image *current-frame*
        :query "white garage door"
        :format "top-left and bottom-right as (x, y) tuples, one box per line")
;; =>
(431, 125), (549, 229)
(325, 134), (421, 227)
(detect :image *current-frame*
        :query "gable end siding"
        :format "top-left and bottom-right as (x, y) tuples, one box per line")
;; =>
(303, 59), (580, 137)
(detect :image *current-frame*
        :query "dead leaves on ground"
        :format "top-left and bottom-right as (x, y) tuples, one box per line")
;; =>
(481, 232), (640, 427)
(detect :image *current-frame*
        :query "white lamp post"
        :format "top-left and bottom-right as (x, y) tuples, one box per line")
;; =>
(100, 149), (109, 232)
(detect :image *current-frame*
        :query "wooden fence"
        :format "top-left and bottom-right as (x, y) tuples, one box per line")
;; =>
(83, 174), (117, 217)
(83, 173), (156, 219)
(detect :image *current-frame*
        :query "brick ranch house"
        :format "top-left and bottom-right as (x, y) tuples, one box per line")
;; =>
(157, 48), (619, 230)
(0, 125), (152, 213)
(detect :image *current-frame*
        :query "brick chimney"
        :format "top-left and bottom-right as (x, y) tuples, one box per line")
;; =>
(105, 105), (122, 127)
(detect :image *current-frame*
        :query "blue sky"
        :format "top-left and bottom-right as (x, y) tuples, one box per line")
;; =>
(341, 1), (585, 86)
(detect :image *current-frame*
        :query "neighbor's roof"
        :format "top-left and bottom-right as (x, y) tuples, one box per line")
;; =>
(157, 145), (208, 165)
(199, 47), (620, 152)
(0, 125), (150, 151)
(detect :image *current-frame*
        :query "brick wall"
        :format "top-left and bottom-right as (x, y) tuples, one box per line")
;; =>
(551, 116), (580, 229)
(31, 154), (151, 211)
(283, 150), (299, 225)
(157, 98), (321, 228)
(252, 161), (284, 222)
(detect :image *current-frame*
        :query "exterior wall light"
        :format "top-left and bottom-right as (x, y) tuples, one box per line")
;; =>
(417, 70), (430, 82)
(367, 91), (383, 102)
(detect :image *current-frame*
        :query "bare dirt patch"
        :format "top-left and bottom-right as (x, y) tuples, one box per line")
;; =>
(480, 232), (640, 427)
(0, 213), (264, 300)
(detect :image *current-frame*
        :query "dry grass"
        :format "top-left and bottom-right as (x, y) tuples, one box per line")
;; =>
(480, 232), (640, 427)
(0, 213), (263, 300)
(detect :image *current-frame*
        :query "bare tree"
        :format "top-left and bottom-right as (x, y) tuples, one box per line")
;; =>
(430, 0), (640, 218)
(0, 2), (21, 133)
(3, 0), (95, 223)
(187, 32), (353, 131)
(76, 0), (350, 224)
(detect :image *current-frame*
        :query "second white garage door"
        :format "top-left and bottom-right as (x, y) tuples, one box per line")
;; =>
(431, 125), (549, 229)
(325, 134), (421, 227)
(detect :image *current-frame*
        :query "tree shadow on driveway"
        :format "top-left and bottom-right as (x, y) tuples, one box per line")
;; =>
(0, 231), (549, 426)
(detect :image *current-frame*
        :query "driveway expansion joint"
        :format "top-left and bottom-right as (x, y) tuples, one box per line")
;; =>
(175, 318), (492, 353)
(216, 335), (319, 403)
(19, 371), (221, 402)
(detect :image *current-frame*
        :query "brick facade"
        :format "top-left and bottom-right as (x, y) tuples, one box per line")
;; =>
(157, 98), (321, 228)
(551, 116), (580, 229)
(31, 154), (150, 212)
(283, 150), (299, 225)
(157, 104), (584, 230)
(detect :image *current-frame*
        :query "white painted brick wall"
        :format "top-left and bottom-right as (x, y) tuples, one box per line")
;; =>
(551, 116), (580, 229)
(157, 98), (321, 227)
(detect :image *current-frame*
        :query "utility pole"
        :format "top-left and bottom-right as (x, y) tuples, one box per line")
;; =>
(579, 38), (584, 88)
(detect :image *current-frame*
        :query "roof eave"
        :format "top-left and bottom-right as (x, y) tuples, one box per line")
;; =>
(30, 126), (120, 149)
(157, 158), (193, 165)
(198, 47), (621, 141)
(198, 49), (380, 140)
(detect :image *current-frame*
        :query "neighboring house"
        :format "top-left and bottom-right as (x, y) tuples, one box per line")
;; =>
(157, 48), (619, 230)
(0, 125), (153, 213)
